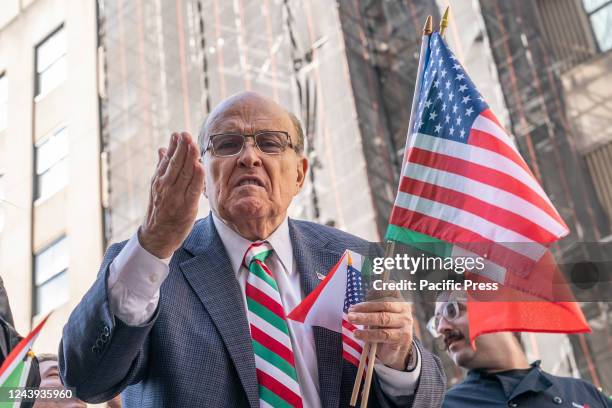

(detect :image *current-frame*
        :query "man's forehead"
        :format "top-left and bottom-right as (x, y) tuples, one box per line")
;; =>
(207, 93), (291, 131)
(39, 359), (59, 375)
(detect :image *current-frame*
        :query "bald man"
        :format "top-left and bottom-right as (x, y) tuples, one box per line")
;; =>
(59, 92), (445, 407)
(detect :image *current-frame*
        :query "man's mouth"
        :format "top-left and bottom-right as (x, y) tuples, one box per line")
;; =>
(235, 176), (265, 189)
(238, 180), (262, 187)
(444, 331), (465, 351)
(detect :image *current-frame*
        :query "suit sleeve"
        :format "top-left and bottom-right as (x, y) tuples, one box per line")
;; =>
(58, 241), (159, 403)
(372, 339), (446, 407)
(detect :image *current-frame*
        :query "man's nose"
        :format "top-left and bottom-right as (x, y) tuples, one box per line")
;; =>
(238, 139), (263, 167)
(436, 316), (453, 335)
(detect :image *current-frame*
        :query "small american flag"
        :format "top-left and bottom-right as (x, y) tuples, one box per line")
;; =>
(341, 265), (366, 366)
(387, 32), (569, 278)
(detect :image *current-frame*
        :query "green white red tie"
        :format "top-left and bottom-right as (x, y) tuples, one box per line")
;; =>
(244, 242), (303, 408)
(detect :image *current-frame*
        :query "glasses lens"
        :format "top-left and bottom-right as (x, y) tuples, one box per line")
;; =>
(212, 134), (244, 156)
(427, 315), (442, 337)
(256, 132), (287, 154)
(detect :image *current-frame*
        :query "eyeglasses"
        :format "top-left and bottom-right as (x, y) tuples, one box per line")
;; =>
(204, 131), (295, 157)
(427, 301), (466, 338)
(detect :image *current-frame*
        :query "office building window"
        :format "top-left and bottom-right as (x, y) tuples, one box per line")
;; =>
(35, 126), (69, 201)
(34, 236), (69, 315)
(0, 74), (6, 131)
(583, 0), (612, 51)
(35, 26), (66, 98)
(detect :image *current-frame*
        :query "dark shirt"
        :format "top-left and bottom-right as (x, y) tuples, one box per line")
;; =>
(443, 361), (612, 408)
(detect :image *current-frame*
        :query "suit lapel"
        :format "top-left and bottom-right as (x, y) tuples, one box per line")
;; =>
(289, 220), (345, 408)
(180, 216), (259, 408)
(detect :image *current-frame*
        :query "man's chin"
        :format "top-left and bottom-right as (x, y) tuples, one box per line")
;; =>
(448, 340), (474, 367)
(224, 199), (272, 219)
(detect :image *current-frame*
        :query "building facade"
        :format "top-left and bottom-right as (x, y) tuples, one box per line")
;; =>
(0, 0), (103, 355)
(0, 0), (610, 395)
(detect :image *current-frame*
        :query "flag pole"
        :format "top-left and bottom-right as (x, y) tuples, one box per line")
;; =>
(350, 15), (433, 407)
(440, 6), (450, 37)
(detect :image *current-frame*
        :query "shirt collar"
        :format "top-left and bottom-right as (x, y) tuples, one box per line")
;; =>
(211, 212), (293, 275)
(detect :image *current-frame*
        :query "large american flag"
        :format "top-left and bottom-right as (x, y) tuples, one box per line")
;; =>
(341, 265), (366, 367)
(387, 32), (569, 278)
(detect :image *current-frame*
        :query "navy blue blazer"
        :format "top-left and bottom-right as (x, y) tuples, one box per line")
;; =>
(59, 215), (445, 407)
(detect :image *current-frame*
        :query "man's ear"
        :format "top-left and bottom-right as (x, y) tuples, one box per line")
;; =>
(295, 156), (308, 193)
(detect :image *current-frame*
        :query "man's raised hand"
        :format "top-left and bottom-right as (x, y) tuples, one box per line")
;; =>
(139, 132), (205, 259)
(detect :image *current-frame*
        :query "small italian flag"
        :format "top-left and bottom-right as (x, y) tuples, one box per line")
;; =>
(0, 314), (51, 407)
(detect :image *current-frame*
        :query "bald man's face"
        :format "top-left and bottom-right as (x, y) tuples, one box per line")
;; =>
(202, 94), (307, 233)
(34, 359), (86, 408)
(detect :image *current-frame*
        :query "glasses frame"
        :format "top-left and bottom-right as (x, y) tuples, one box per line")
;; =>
(204, 130), (295, 157)
(427, 301), (466, 338)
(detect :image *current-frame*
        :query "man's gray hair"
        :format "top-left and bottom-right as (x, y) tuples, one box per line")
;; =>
(36, 353), (58, 364)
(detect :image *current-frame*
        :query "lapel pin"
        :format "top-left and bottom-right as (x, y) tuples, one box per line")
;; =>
(316, 272), (326, 281)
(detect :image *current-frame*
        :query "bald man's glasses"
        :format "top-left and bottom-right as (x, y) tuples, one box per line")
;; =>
(205, 131), (295, 157)
(427, 301), (466, 338)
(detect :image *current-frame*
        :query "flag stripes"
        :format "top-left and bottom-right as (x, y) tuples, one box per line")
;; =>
(390, 206), (536, 274)
(341, 317), (364, 367)
(406, 147), (564, 232)
(408, 131), (559, 218)
(0, 314), (50, 386)
(398, 177), (558, 244)
(244, 242), (303, 407)
(342, 263), (366, 367)
(387, 31), (588, 340)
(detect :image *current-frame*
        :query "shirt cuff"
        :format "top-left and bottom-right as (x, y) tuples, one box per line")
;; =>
(107, 232), (171, 326)
(374, 342), (421, 397)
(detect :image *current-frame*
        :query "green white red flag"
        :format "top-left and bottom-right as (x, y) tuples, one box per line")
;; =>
(0, 314), (51, 390)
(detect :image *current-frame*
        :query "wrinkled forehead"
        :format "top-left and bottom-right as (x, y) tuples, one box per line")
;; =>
(205, 96), (293, 137)
(39, 360), (59, 377)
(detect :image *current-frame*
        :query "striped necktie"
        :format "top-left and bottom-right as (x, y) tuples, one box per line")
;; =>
(243, 242), (303, 408)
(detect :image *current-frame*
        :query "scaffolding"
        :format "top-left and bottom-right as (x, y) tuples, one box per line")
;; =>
(478, 0), (611, 389)
(97, 0), (611, 389)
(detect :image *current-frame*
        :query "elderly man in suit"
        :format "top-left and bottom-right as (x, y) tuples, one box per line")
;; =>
(59, 92), (445, 407)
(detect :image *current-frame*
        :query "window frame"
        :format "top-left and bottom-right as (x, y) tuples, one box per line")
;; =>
(33, 125), (69, 203)
(32, 234), (69, 317)
(582, 0), (612, 52)
(34, 24), (66, 100)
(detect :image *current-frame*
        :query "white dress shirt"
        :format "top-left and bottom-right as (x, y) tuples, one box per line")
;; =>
(107, 214), (421, 406)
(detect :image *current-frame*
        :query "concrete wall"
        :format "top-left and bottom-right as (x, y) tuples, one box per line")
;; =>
(0, 0), (103, 357)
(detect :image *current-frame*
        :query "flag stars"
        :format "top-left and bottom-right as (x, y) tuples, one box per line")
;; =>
(452, 63), (461, 70)
(442, 102), (447, 111)
(462, 95), (471, 104)
(440, 69), (447, 78)
(433, 79), (440, 88)
(449, 126), (455, 135)
(445, 80), (451, 89)
(424, 99), (433, 109)
(456, 116), (462, 125)
(429, 110), (438, 121)
(456, 73), (465, 81)
(460, 129), (466, 138)
(458, 84), (467, 93)
(448, 92), (454, 101)
(465, 106), (474, 116)
(434, 124), (442, 133)
(452, 104), (458, 113)
(445, 114), (450, 123)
